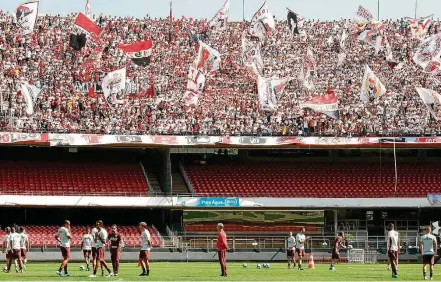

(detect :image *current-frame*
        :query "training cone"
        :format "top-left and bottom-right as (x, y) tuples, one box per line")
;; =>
(308, 254), (315, 269)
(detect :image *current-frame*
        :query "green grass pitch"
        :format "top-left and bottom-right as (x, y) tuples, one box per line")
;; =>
(0, 262), (437, 281)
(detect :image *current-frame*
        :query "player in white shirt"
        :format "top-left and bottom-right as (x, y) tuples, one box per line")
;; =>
(286, 232), (296, 269)
(420, 226), (437, 280)
(138, 222), (151, 276)
(387, 223), (399, 279)
(18, 227), (29, 270)
(295, 228), (308, 271)
(91, 226), (103, 276)
(81, 227), (93, 271)
(55, 220), (71, 277)
(2, 227), (17, 273)
(89, 220), (111, 278)
(8, 227), (24, 273)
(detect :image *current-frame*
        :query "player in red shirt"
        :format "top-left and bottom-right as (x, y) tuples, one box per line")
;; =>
(330, 232), (345, 270)
(108, 225), (123, 277)
(216, 223), (228, 277)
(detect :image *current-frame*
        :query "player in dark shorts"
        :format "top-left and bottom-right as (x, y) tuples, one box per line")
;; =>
(286, 232), (296, 269)
(330, 232), (344, 270)
(108, 225), (123, 276)
(420, 226), (437, 280)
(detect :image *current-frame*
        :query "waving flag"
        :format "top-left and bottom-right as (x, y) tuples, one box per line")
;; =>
(194, 42), (221, 75)
(358, 21), (384, 54)
(406, 15), (433, 40)
(209, 0), (229, 33)
(20, 81), (42, 115)
(353, 6), (373, 30)
(415, 87), (441, 120)
(286, 8), (307, 42)
(301, 89), (339, 119)
(102, 68), (126, 106)
(183, 66), (206, 106)
(258, 76), (291, 110)
(360, 65), (386, 102)
(299, 48), (316, 90)
(413, 33), (441, 74)
(118, 40), (153, 67)
(70, 13), (100, 50)
(249, 2), (275, 40)
(242, 35), (264, 76)
(14, 1), (39, 35)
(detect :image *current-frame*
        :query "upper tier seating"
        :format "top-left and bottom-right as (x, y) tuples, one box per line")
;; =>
(0, 161), (149, 196)
(185, 162), (441, 198)
(0, 225), (161, 248)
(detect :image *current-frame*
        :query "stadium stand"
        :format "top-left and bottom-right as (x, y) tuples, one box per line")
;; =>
(1, 11), (441, 136)
(184, 161), (441, 197)
(0, 160), (149, 196)
(0, 225), (161, 248)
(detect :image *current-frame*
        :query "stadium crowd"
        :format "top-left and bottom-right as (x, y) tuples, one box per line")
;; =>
(1, 10), (441, 136)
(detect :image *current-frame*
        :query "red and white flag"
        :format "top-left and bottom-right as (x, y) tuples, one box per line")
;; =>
(183, 66), (206, 106)
(405, 15), (433, 40)
(74, 12), (100, 38)
(118, 40), (153, 67)
(301, 89), (339, 119)
(209, 0), (229, 33)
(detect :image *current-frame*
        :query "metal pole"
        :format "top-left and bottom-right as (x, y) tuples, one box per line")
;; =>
(243, 0), (245, 22)
(377, 0), (380, 20)
(415, 0), (417, 19)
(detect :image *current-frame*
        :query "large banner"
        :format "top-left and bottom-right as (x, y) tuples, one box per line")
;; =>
(0, 132), (437, 147)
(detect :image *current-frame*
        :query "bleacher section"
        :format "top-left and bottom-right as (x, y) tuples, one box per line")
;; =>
(184, 162), (441, 198)
(0, 225), (161, 248)
(0, 161), (149, 196)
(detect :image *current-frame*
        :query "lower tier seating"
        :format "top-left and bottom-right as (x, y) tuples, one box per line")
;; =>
(0, 225), (161, 248)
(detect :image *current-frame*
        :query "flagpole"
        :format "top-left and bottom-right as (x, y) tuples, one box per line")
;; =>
(377, 0), (380, 20)
(243, 0), (245, 22)
(414, 0), (417, 19)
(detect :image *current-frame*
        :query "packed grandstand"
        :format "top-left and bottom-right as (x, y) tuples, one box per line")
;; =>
(1, 1), (441, 136)
(1, 1), (441, 281)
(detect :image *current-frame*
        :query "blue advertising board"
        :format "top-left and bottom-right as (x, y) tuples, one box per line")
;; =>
(176, 197), (240, 207)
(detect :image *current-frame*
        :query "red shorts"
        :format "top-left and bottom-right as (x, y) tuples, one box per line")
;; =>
(20, 249), (27, 259)
(97, 247), (106, 261)
(331, 249), (340, 260)
(295, 248), (305, 258)
(111, 248), (121, 261)
(60, 247), (71, 259)
(388, 250), (398, 261)
(11, 249), (21, 260)
(83, 249), (91, 257)
(92, 247), (97, 260)
(139, 250), (150, 261)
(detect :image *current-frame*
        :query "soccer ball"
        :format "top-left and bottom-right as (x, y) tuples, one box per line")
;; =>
(266, 263), (271, 268)
(79, 265), (85, 271)
(243, 263), (247, 268)
(3, 266), (7, 272)
(257, 264), (262, 269)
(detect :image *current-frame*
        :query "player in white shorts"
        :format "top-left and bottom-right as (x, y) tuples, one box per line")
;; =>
(420, 226), (437, 280)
